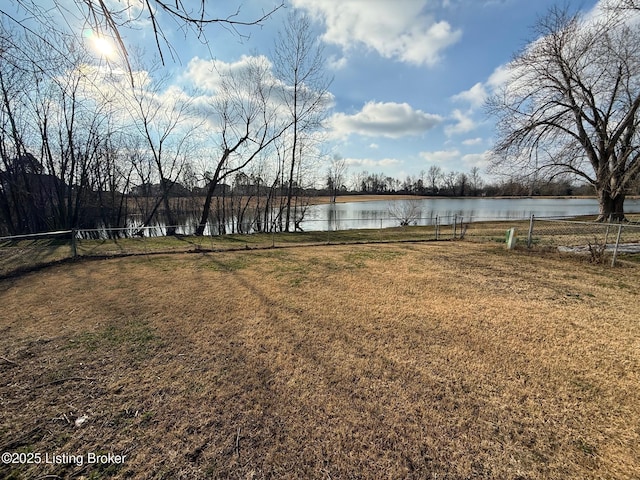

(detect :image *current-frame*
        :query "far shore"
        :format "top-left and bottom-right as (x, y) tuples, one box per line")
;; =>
(306, 193), (625, 205)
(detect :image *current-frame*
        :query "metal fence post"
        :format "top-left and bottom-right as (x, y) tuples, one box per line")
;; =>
(611, 223), (623, 267)
(435, 215), (439, 240)
(527, 215), (535, 248)
(453, 214), (457, 239)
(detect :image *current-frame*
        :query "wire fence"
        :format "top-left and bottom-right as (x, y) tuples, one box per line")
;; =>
(526, 216), (640, 265)
(2, 213), (640, 277)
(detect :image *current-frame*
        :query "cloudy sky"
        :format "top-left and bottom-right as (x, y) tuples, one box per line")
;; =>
(83, 0), (602, 183)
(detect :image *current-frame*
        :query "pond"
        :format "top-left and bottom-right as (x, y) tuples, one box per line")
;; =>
(300, 197), (640, 231)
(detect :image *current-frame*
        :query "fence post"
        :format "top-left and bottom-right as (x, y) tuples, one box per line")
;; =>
(527, 215), (535, 248)
(453, 214), (457, 239)
(435, 215), (439, 240)
(611, 223), (623, 267)
(71, 229), (77, 258)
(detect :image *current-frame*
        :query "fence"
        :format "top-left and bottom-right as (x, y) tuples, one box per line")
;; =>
(2, 214), (639, 276)
(0, 215), (476, 277)
(525, 216), (640, 266)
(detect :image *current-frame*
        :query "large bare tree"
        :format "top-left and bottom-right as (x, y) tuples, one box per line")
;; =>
(488, 5), (640, 221)
(605, 0), (640, 11)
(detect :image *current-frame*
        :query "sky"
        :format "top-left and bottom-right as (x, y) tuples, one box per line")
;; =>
(14, 0), (605, 186)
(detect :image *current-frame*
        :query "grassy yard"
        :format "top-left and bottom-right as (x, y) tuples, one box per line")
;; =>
(0, 241), (639, 479)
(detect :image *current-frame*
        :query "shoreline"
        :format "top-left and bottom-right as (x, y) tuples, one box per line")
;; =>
(307, 194), (633, 205)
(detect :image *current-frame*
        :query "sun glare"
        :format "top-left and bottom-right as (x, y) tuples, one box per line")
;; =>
(93, 36), (115, 57)
(85, 31), (116, 59)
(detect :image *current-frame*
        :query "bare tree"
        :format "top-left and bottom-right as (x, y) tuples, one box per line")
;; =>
(194, 56), (289, 236)
(456, 172), (469, 197)
(426, 165), (442, 195)
(327, 154), (348, 202)
(469, 166), (484, 196)
(488, 6), (640, 221)
(388, 199), (421, 226)
(273, 11), (332, 232)
(442, 171), (458, 196)
(126, 68), (200, 235)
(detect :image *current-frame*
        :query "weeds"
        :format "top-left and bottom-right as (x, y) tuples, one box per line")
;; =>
(587, 236), (608, 264)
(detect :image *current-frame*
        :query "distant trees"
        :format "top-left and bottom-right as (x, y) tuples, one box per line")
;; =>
(488, 5), (640, 221)
(345, 167), (591, 198)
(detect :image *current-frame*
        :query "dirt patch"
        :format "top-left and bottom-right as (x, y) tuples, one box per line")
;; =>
(1, 242), (639, 479)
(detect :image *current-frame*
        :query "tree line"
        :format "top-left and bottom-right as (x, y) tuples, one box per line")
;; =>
(0, 9), (329, 237)
(334, 167), (610, 198)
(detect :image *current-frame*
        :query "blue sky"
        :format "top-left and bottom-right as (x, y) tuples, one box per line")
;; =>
(69, 0), (602, 185)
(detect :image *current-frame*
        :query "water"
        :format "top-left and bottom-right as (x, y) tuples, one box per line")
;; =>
(301, 197), (640, 231)
(86, 197), (640, 237)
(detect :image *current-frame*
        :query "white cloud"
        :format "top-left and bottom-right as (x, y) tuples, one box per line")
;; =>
(291, 0), (462, 67)
(328, 55), (348, 70)
(419, 149), (460, 163)
(451, 82), (488, 109)
(182, 55), (274, 93)
(462, 151), (492, 169)
(445, 109), (476, 136)
(344, 157), (402, 168)
(369, 143), (379, 149)
(486, 63), (512, 91)
(330, 101), (442, 139)
(462, 137), (484, 146)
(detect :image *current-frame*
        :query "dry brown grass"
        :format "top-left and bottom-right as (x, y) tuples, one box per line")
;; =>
(1, 242), (639, 479)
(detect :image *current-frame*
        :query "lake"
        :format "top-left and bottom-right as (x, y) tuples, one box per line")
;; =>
(300, 197), (640, 231)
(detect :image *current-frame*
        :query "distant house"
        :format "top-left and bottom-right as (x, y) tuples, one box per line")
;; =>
(0, 153), (69, 234)
(0, 153), (67, 197)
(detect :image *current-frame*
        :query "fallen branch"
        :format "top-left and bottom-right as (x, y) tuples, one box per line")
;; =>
(235, 426), (241, 456)
(1, 355), (17, 365)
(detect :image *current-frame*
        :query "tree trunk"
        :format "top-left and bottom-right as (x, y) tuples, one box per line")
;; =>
(195, 179), (218, 236)
(284, 119), (297, 233)
(596, 189), (625, 222)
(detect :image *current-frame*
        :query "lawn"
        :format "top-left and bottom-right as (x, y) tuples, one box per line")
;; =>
(0, 241), (639, 479)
